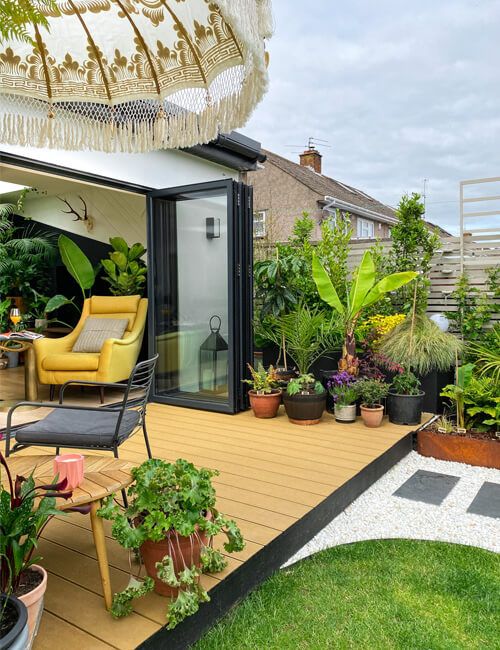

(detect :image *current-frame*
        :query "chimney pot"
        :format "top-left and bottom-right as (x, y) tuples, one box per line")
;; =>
(299, 148), (322, 174)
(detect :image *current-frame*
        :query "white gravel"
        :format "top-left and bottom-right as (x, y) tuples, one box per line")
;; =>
(284, 451), (500, 566)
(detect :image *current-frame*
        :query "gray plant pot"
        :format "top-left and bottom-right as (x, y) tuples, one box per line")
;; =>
(334, 403), (357, 423)
(4, 350), (19, 368)
(0, 595), (29, 650)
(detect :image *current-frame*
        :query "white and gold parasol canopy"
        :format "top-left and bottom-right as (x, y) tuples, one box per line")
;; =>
(0, 0), (272, 152)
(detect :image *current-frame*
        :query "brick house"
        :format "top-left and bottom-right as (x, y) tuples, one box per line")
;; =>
(248, 147), (406, 243)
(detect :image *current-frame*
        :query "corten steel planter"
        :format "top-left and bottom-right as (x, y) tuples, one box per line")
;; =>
(141, 527), (209, 597)
(387, 390), (424, 426)
(334, 404), (357, 423)
(17, 565), (47, 646)
(360, 404), (384, 428)
(418, 428), (500, 469)
(248, 389), (282, 418)
(282, 392), (326, 425)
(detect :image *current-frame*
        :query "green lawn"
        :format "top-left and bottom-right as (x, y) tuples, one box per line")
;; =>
(195, 540), (500, 650)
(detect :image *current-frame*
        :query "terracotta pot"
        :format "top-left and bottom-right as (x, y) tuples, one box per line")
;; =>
(140, 527), (208, 597)
(418, 428), (500, 469)
(333, 403), (357, 423)
(248, 389), (282, 418)
(282, 392), (326, 425)
(18, 565), (47, 646)
(360, 404), (384, 428)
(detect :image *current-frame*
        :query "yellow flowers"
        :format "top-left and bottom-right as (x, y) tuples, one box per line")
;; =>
(359, 314), (406, 347)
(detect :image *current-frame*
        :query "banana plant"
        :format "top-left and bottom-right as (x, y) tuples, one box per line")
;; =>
(312, 250), (417, 375)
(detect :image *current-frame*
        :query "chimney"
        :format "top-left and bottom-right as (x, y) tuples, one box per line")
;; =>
(299, 148), (322, 174)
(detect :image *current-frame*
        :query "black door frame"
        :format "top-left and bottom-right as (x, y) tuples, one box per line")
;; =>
(147, 179), (252, 414)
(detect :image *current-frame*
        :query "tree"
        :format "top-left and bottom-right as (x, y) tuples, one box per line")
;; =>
(0, 0), (55, 45)
(388, 193), (440, 313)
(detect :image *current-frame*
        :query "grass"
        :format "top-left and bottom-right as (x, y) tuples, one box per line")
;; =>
(195, 540), (500, 650)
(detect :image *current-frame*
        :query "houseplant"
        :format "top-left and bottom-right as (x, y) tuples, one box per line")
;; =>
(100, 237), (147, 296)
(327, 371), (357, 423)
(313, 250), (417, 375)
(283, 374), (326, 425)
(242, 363), (281, 418)
(97, 458), (245, 629)
(419, 364), (499, 468)
(355, 378), (389, 428)
(387, 369), (424, 426)
(0, 452), (88, 646)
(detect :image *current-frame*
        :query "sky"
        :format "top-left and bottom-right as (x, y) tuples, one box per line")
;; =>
(244, 0), (500, 234)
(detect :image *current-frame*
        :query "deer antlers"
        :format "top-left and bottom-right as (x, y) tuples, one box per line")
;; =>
(58, 196), (94, 232)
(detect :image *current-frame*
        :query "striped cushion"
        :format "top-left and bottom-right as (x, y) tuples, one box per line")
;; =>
(72, 317), (128, 353)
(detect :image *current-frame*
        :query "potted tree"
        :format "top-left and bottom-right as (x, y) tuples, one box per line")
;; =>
(388, 369), (425, 425)
(98, 458), (245, 629)
(356, 378), (389, 428)
(327, 371), (357, 423)
(312, 250), (416, 375)
(0, 453), (88, 647)
(242, 363), (282, 418)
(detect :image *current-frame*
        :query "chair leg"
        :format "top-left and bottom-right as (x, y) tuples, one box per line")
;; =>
(56, 447), (60, 455)
(142, 420), (152, 459)
(113, 447), (128, 508)
(49, 384), (55, 401)
(99, 387), (104, 404)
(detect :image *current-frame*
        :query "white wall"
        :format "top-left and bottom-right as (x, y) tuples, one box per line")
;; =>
(1, 144), (238, 187)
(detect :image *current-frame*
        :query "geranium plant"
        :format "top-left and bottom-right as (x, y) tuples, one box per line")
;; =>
(98, 458), (245, 629)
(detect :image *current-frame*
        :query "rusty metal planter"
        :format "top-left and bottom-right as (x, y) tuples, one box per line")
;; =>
(417, 428), (500, 469)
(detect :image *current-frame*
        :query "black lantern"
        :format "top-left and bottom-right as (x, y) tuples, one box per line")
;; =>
(199, 315), (228, 394)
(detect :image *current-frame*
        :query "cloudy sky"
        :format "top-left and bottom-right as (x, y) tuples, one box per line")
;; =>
(244, 0), (500, 234)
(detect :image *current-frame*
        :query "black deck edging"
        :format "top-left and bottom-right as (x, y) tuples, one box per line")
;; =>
(137, 431), (413, 650)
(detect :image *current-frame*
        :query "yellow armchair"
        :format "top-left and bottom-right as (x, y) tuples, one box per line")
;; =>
(34, 295), (148, 398)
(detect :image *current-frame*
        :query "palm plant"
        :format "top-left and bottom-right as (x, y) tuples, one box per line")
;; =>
(378, 314), (462, 376)
(468, 325), (500, 384)
(313, 250), (417, 375)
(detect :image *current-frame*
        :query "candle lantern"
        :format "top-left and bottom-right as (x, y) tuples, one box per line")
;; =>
(199, 315), (228, 394)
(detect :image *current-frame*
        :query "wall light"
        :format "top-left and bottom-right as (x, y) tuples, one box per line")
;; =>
(206, 217), (220, 239)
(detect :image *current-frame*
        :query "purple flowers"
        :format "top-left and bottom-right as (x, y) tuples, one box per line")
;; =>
(327, 371), (358, 405)
(327, 371), (355, 392)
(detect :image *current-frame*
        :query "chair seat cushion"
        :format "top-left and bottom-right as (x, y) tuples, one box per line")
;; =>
(42, 353), (100, 371)
(16, 408), (141, 448)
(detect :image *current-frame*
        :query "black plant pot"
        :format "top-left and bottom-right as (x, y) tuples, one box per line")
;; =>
(416, 369), (454, 414)
(282, 392), (326, 425)
(0, 594), (29, 650)
(388, 390), (424, 426)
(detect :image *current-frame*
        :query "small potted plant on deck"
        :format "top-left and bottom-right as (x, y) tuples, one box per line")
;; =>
(242, 363), (282, 418)
(327, 371), (357, 423)
(98, 458), (245, 629)
(388, 369), (425, 425)
(283, 373), (326, 425)
(0, 452), (88, 647)
(356, 378), (389, 428)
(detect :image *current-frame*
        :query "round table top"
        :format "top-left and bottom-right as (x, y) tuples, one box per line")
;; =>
(2, 454), (135, 508)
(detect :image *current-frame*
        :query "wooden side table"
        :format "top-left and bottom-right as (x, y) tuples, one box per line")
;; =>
(2, 454), (135, 610)
(0, 336), (40, 402)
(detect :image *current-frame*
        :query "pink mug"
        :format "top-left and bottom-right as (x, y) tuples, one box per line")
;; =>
(53, 453), (85, 490)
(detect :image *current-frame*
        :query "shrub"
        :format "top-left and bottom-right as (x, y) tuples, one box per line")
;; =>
(355, 378), (389, 408)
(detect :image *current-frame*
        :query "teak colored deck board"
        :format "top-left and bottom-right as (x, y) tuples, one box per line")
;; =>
(9, 402), (418, 650)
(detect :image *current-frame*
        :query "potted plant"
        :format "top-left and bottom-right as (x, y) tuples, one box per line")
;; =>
(356, 378), (389, 427)
(312, 250), (417, 375)
(327, 371), (357, 423)
(283, 374), (326, 425)
(100, 237), (147, 296)
(388, 369), (425, 425)
(0, 453), (88, 647)
(1, 340), (22, 369)
(242, 363), (282, 418)
(418, 364), (500, 468)
(0, 594), (28, 650)
(97, 458), (245, 629)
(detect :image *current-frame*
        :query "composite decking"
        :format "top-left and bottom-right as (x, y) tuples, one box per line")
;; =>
(4, 402), (418, 649)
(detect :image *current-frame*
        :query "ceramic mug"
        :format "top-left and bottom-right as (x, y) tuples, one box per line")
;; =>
(53, 453), (84, 489)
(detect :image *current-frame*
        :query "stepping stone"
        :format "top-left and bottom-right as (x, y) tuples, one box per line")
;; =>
(393, 469), (460, 505)
(467, 482), (500, 519)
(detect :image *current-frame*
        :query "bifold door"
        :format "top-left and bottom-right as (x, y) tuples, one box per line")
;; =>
(147, 180), (252, 413)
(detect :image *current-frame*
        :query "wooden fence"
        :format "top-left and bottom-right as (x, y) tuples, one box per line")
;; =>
(254, 234), (500, 325)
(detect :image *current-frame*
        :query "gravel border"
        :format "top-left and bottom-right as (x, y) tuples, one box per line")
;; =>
(284, 451), (500, 567)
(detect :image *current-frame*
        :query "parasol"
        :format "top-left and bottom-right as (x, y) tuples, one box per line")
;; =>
(0, 0), (272, 152)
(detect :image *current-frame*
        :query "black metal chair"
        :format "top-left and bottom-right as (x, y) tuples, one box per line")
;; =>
(4, 355), (158, 461)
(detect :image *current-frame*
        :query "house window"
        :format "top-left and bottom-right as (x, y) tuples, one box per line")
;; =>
(357, 218), (375, 239)
(253, 210), (267, 238)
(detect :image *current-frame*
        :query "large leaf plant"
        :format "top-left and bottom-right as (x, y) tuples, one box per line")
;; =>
(313, 250), (417, 375)
(98, 458), (245, 629)
(101, 237), (147, 296)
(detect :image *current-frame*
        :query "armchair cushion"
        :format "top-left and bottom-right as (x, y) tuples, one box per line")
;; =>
(16, 408), (140, 447)
(42, 352), (100, 371)
(73, 317), (128, 353)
